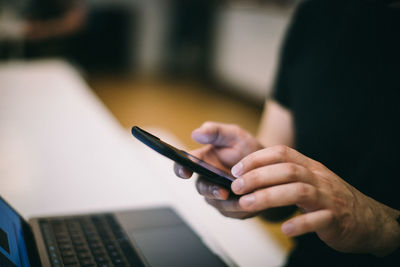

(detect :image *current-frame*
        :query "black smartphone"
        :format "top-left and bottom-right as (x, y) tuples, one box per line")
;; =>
(131, 126), (235, 189)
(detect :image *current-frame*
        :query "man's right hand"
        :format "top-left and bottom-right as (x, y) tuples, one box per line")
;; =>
(173, 122), (263, 218)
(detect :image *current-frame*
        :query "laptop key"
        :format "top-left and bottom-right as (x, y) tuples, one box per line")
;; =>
(42, 214), (145, 267)
(91, 248), (105, 256)
(113, 262), (130, 267)
(105, 242), (117, 251)
(79, 258), (96, 266)
(77, 252), (92, 259)
(62, 256), (78, 265)
(72, 239), (86, 246)
(74, 244), (89, 252)
(55, 232), (69, 239)
(88, 241), (102, 249)
(57, 240), (71, 247)
(112, 257), (125, 264)
(59, 243), (73, 250)
(51, 257), (61, 267)
(61, 250), (74, 257)
(94, 255), (108, 263)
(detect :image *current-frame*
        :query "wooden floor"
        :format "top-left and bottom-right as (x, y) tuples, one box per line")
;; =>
(88, 75), (293, 253)
(88, 76), (263, 149)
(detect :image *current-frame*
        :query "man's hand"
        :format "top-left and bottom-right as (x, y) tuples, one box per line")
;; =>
(174, 121), (263, 218)
(226, 145), (400, 256)
(174, 122), (400, 256)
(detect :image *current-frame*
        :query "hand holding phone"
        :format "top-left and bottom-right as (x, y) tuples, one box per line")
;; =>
(131, 126), (236, 189)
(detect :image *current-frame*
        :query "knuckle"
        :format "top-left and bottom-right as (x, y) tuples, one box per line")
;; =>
(299, 215), (312, 231)
(252, 172), (264, 188)
(310, 161), (326, 173)
(337, 210), (354, 234)
(296, 183), (312, 202)
(239, 198), (252, 212)
(229, 124), (240, 132)
(245, 168), (258, 181)
(262, 190), (272, 208)
(230, 124), (244, 137)
(273, 145), (289, 161)
(284, 163), (299, 181)
(326, 210), (334, 223)
(313, 160), (326, 170)
(243, 169), (264, 190)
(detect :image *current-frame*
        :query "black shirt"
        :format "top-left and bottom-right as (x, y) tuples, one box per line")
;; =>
(273, 0), (400, 266)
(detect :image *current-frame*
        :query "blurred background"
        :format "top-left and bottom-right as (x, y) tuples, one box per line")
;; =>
(1, 0), (300, 253)
(0, 0), (296, 148)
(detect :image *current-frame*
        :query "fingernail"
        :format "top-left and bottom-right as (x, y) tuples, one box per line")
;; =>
(241, 194), (255, 207)
(213, 189), (220, 199)
(282, 222), (294, 235)
(231, 178), (244, 192)
(192, 132), (211, 143)
(231, 162), (243, 177)
(178, 168), (186, 178)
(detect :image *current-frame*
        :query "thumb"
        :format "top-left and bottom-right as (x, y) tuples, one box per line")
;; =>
(192, 122), (237, 147)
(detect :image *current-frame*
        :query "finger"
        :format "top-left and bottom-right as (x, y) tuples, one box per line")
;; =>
(205, 198), (243, 212)
(173, 163), (193, 179)
(231, 145), (315, 178)
(192, 122), (239, 147)
(196, 177), (230, 200)
(239, 182), (322, 212)
(173, 146), (214, 179)
(231, 163), (316, 195)
(281, 209), (333, 237)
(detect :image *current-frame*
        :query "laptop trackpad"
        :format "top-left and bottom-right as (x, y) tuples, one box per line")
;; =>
(129, 224), (226, 267)
(115, 208), (227, 266)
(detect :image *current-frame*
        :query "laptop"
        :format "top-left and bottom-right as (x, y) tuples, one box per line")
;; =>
(0, 196), (228, 267)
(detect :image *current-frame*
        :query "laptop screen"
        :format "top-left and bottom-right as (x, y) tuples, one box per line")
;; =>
(0, 197), (30, 267)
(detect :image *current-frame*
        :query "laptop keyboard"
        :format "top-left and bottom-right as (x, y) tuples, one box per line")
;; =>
(40, 214), (145, 267)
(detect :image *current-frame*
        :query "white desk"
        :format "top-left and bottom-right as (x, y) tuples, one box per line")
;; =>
(0, 60), (287, 266)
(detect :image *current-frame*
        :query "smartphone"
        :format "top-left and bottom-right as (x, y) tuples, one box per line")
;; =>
(131, 126), (235, 189)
